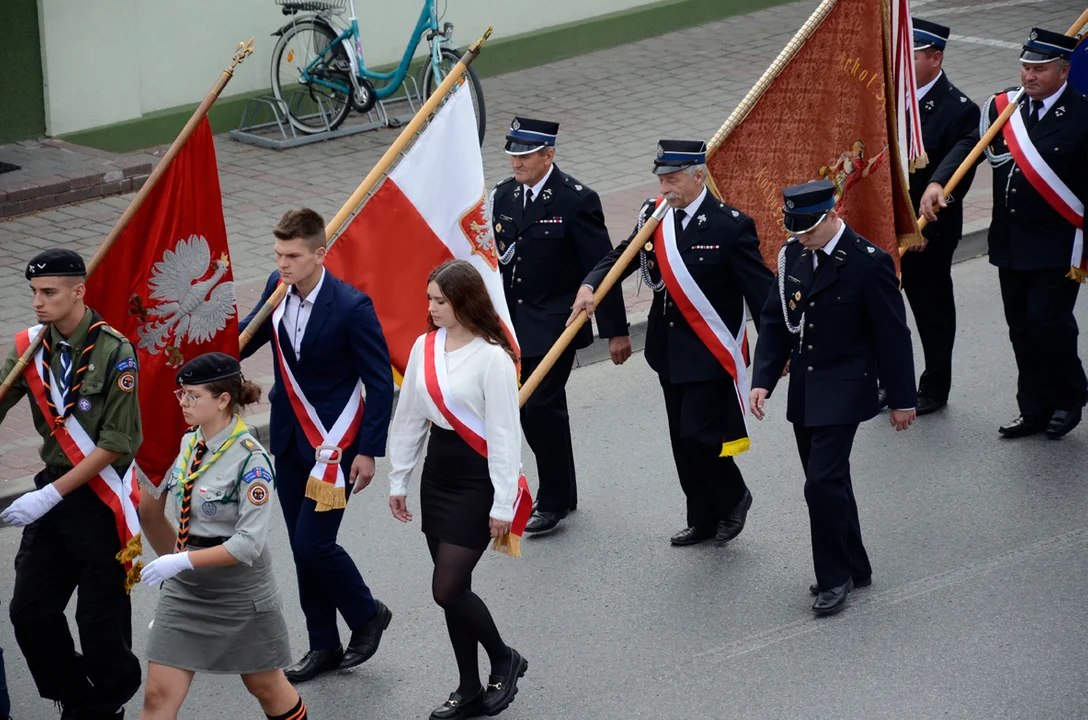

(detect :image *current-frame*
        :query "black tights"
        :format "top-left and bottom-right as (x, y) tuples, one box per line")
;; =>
(427, 536), (511, 695)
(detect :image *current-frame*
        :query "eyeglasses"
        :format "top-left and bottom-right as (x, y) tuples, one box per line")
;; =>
(174, 389), (209, 407)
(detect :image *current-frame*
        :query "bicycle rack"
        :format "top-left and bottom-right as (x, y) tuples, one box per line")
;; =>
(229, 76), (425, 150)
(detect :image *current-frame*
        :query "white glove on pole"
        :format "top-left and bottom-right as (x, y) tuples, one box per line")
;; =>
(140, 551), (194, 585)
(0, 484), (63, 527)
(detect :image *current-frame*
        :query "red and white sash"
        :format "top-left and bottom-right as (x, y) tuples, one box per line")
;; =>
(995, 91), (1086, 280)
(652, 198), (751, 433)
(422, 329), (532, 555)
(15, 326), (142, 585)
(271, 294), (364, 511)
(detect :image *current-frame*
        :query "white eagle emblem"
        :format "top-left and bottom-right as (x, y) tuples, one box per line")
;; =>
(134, 235), (236, 367)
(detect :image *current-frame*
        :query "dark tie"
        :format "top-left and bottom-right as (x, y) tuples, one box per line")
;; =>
(524, 187), (534, 208)
(674, 209), (687, 238)
(1025, 100), (1043, 131)
(57, 341), (72, 400)
(175, 441), (208, 553)
(814, 249), (829, 277)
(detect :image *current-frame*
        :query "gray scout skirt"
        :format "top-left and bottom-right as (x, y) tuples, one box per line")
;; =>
(146, 547), (292, 674)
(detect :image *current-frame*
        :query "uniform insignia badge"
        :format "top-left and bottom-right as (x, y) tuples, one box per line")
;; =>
(241, 438), (260, 452)
(789, 300), (796, 311)
(88, 364), (96, 372)
(1029, 30), (1038, 40)
(248, 482), (270, 506)
(644, 242), (654, 252)
(542, 188), (553, 201)
(867, 247), (875, 254)
(786, 199), (795, 209)
(648, 260), (655, 269)
(960, 96), (967, 103)
(1055, 106), (1065, 118)
(243, 467), (273, 484)
(575, 184), (583, 191)
(697, 214), (707, 226)
(656, 145), (665, 159)
(117, 371), (136, 392)
(495, 223), (502, 233)
(794, 291), (802, 301)
(925, 99), (935, 111)
(511, 119), (521, 131)
(201, 501), (217, 516)
(115, 357), (137, 372)
(78, 398), (92, 412)
(731, 210), (739, 217)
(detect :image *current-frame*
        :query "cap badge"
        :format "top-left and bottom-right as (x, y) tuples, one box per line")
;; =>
(511, 119), (521, 131)
(656, 145), (665, 159)
(786, 199), (795, 209)
(1029, 30), (1038, 40)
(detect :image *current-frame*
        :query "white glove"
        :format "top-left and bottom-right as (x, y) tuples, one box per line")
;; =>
(140, 551), (194, 585)
(0, 484), (63, 527)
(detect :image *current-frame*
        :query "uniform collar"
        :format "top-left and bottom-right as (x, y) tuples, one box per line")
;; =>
(49, 308), (93, 349)
(917, 70), (943, 101)
(198, 414), (245, 452)
(1031, 82), (1067, 116)
(817, 219), (847, 257)
(679, 186), (709, 219)
(523, 163), (555, 200)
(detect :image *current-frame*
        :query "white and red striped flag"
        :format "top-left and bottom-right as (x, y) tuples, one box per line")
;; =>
(325, 85), (517, 380)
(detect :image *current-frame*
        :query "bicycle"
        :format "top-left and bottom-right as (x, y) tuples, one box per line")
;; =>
(270, 0), (486, 141)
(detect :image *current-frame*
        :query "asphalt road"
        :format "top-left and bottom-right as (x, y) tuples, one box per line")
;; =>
(2, 254), (1087, 719)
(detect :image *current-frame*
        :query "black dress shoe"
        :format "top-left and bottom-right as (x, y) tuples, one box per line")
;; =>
(284, 647), (344, 682)
(715, 489), (753, 542)
(877, 387), (889, 410)
(670, 526), (715, 546)
(483, 648), (528, 716)
(1046, 407), (1082, 439)
(341, 600), (392, 668)
(430, 689), (485, 720)
(810, 574), (871, 595)
(916, 396), (947, 416)
(524, 510), (565, 534)
(812, 577), (853, 616)
(998, 414), (1048, 438)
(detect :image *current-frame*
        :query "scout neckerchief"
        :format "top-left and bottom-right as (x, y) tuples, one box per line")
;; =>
(173, 415), (248, 552)
(423, 328), (532, 557)
(650, 197), (752, 456)
(40, 311), (107, 433)
(15, 324), (143, 592)
(993, 90), (1086, 282)
(270, 285), (364, 512)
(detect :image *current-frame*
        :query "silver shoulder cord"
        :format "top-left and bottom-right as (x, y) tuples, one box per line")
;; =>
(981, 88), (1027, 167)
(778, 242), (804, 344)
(492, 188), (518, 266)
(638, 202), (667, 292)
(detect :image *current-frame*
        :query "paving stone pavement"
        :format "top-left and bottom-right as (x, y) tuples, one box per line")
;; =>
(0, 0), (1082, 489)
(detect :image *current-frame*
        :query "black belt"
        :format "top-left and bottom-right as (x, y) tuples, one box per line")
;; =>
(185, 535), (230, 548)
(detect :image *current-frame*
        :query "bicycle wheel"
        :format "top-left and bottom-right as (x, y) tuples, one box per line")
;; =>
(272, 19), (352, 134)
(423, 47), (487, 145)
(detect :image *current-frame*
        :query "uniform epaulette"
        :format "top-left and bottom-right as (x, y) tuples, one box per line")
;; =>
(560, 173), (590, 195)
(494, 177), (515, 188)
(715, 200), (745, 220)
(786, 235), (799, 244)
(99, 325), (132, 345)
(851, 235), (880, 256)
(239, 436), (262, 454)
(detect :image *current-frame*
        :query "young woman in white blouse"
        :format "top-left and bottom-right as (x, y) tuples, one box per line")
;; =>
(387, 260), (529, 720)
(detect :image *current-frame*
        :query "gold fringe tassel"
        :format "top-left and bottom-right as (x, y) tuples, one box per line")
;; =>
(720, 437), (751, 457)
(306, 476), (347, 512)
(115, 533), (145, 594)
(123, 561), (144, 595)
(1067, 266), (1087, 284)
(491, 532), (522, 558)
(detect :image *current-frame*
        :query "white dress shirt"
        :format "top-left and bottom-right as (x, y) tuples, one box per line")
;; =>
(388, 334), (522, 521)
(1029, 82), (1067, 121)
(917, 70), (943, 102)
(282, 268), (326, 361)
(675, 186), (708, 230)
(523, 164), (555, 207)
(812, 219), (846, 269)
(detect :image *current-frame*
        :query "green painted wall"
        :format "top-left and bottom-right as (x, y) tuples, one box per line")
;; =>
(0, 0), (47, 144)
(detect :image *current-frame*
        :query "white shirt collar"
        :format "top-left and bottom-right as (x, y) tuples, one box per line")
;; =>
(679, 186), (708, 221)
(523, 164), (555, 200)
(291, 267), (326, 304)
(917, 70), (943, 101)
(1031, 82), (1067, 119)
(813, 219), (847, 266)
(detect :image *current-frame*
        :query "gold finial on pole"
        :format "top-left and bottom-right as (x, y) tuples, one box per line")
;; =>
(229, 38), (256, 74)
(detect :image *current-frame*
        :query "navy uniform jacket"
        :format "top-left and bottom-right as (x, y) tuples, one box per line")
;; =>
(929, 84), (1088, 270)
(584, 193), (774, 385)
(910, 73), (980, 244)
(240, 270), (394, 461)
(492, 164), (629, 358)
(752, 224), (917, 427)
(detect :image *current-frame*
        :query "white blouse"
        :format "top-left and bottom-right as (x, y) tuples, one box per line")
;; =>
(388, 334), (522, 521)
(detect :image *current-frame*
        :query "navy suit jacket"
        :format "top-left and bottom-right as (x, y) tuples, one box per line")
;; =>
(240, 269), (394, 461)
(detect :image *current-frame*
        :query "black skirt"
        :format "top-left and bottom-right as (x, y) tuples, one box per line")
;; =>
(421, 426), (494, 551)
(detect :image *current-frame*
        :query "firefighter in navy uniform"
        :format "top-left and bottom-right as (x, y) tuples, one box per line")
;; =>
(492, 117), (631, 534)
(921, 28), (1088, 439)
(570, 140), (774, 546)
(901, 19), (981, 415)
(751, 180), (917, 616)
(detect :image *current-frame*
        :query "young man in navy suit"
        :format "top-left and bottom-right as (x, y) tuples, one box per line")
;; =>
(241, 208), (395, 682)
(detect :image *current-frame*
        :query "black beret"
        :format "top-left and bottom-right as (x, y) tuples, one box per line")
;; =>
(26, 249), (86, 280)
(176, 352), (241, 386)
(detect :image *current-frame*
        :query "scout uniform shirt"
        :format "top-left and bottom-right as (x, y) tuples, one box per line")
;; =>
(149, 419), (276, 566)
(0, 309), (141, 474)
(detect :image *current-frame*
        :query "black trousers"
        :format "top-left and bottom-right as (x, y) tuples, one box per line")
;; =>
(521, 347), (578, 513)
(10, 468), (140, 717)
(998, 267), (1088, 418)
(0, 644), (9, 720)
(660, 377), (748, 530)
(792, 423), (871, 590)
(901, 237), (958, 402)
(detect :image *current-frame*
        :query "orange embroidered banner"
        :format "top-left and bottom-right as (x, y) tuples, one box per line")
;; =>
(707, 0), (921, 270)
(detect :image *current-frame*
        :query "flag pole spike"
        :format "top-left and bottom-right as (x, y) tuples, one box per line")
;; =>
(0, 39), (254, 405)
(240, 24), (496, 351)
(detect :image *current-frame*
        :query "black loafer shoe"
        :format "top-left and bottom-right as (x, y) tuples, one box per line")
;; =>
(524, 510), (565, 534)
(670, 526), (715, 546)
(483, 648), (528, 716)
(810, 574), (870, 595)
(430, 689), (485, 720)
(1046, 407), (1082, 439)
(341, 600), (392, 668)
(812, 578), (853, 616)
(998, 414), (1048, 438)
(715, 489), (753, 542)
(916, 396), (947, 416)
(877, 387), (889, 410)
(285, 647), (344, 682)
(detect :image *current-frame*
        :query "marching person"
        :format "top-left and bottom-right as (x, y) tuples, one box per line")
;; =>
(386, 260), (529, 720)
(570, 140), (774, 547)
(901, 19), (981, 415)
(921, 28), (1088, 439)
(0, 249), (143, 719)
(492, 116), (631, 534)
(137, 353), (305, 720)
(0, 638), (9, 720)
(240, 208), (396, 682)
(750, 180), (916, 616)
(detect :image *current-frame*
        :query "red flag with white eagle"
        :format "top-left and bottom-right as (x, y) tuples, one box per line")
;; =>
(85, 118), (238, 487)
(325, 85), (518, 381)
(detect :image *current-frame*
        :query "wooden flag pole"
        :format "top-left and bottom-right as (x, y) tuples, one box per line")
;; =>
(0, 39), (255, 405)
(518, 202), (669, 406)
(900, 9), (1088, 256)
(238, 27), (494, 351)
